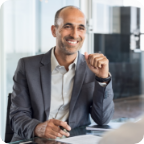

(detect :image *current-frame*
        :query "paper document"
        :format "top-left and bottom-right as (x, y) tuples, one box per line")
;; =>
(57, 135), (102, 144)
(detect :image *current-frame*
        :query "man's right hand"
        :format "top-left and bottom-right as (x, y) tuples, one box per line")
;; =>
(34, 119), (71, 139)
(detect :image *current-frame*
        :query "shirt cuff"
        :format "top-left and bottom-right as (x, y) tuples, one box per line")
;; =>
(97, 82), (107, 87)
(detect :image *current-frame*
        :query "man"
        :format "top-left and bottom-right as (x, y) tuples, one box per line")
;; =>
(10, 6), (114, 142)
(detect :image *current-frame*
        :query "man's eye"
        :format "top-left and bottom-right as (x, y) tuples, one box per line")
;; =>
(65, 25), (71, 28)
(79, 27), (85, 30)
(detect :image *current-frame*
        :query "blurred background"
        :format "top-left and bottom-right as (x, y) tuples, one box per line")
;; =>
(0, 0), (144, 140)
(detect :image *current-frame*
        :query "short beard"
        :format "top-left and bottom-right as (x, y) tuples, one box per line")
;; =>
(59, 41), (79, 55)
(61, 46), (78, 55)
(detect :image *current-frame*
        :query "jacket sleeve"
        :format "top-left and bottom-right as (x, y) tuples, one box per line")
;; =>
(10, 58), (41, 139)
(90, 79), (114, 125)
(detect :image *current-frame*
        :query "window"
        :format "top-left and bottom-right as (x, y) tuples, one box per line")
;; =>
(0, 0), (80, 140)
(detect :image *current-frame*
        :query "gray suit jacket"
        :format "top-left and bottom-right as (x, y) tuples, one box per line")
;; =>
(10, 49), (114, 141)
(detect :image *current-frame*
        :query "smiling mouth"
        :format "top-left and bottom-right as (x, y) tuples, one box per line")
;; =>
(66, 39), (79, 45)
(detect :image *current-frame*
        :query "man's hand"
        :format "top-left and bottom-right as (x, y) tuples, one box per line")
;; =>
(34, 119), (71, 139)
(84, 52), (109, 78)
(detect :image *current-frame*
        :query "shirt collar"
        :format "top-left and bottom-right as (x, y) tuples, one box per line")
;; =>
(51, 47), (78, 72)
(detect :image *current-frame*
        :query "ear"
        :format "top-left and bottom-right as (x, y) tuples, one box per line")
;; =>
(51, 25), (56, 37)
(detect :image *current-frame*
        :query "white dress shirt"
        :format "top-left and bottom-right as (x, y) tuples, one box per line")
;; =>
(49, 47), (78, 121)
(49, 47), (107, 121)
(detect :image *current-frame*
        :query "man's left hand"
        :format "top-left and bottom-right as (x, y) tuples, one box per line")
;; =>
(84, 52), (109, 78)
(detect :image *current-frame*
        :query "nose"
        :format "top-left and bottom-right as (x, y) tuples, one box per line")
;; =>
(70, 27), (79, 39)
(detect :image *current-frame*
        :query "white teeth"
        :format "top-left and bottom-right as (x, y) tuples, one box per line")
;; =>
(67, 41), (77, 44)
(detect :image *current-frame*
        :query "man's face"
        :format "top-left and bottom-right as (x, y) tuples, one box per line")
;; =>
(52, 8), (86, 55)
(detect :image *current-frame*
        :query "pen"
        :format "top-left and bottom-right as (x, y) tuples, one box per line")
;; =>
(60, 126), (65, 130)
(52, 118), (68, 133)
(60, 126), (68, 133)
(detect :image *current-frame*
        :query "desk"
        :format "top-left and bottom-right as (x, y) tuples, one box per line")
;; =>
(10, 126), (106, 144)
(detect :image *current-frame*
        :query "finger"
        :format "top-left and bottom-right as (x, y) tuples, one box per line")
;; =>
(46, 127), (62, 138)
(86, 54), (92, 66)
(94, 57), (105, 68)
(50, 129), (63, 137)
(97, 58), (108, 68)
(50, 123), (60, 132)
(52, 125), (70, 137)
(88, 54), (94, 66)
(53, 120), (71, 131)
(88, 54), (104, 67)
(51, 125), (70, 137)
(84, 52), (89, 60)
(48, 120), (70, 137)
(46, 133), (57, 139)
(46, 123), (63, 138)
(59, 129), (70, 137)
(95, 53), (104, 57)
(89, 53), (104, 59)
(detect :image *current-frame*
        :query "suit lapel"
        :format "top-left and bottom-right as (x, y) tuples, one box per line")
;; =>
(40, 49), (52, 120)
(68, 52), (86, 123)
(40, 49), (86, 121)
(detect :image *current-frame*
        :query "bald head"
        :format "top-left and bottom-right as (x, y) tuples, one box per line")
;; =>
(54, 6), (85, 27)
(51, 5), (86, 55)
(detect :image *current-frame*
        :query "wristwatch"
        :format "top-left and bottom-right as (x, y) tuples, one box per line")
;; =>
(95, 72), (111, 82)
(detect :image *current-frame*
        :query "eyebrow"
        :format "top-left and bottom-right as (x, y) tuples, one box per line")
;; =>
(63, 23), (86, 29)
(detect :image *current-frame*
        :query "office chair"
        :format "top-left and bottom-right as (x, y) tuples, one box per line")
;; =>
(4, 93), (14, 143)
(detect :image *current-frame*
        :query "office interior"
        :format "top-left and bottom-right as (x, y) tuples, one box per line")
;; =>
(0, 0), (144, 141)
